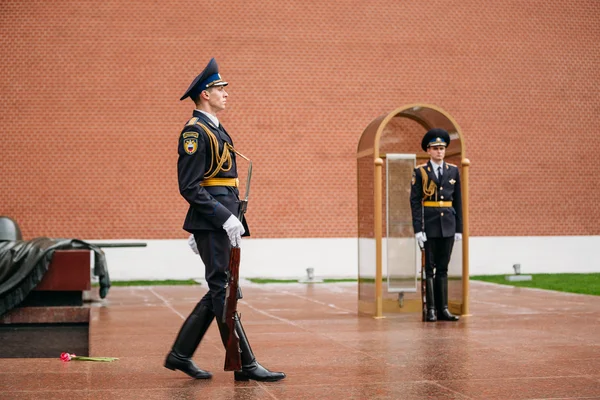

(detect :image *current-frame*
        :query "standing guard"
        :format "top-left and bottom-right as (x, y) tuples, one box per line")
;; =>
(410, 128), (462, 322)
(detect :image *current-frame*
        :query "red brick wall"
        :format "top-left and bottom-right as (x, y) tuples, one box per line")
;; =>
(1, 1), (599, 239)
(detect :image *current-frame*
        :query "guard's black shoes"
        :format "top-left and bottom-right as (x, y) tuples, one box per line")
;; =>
(435, 276), (460, 321)
(164, 352), (212, 379)
(234, 361), (286, 382)
(426, 308), (437, 322)
(437, 308), (459, 321)
(215, 313), (286, 382)
(425, 277), (437, 322)
(165, 304), (214, 379)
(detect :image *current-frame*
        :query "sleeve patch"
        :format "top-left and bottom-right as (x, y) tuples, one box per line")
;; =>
(184, 138), (198, 155)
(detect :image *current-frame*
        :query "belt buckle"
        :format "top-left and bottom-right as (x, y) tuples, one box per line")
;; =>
(439, 201), (443, 207)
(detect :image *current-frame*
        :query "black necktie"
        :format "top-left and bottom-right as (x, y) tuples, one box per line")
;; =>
(438, 166), (443, 181)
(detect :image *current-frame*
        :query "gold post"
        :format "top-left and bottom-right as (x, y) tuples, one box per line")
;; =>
(374, 157), (384, 319)
(461, 158), (471, 316)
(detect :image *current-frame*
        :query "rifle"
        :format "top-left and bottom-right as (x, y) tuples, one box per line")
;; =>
(222, 157), (252, 371)
(420, 199), (427, 322)
(223, 246), (242, 371)
(420, 244), (426, 322)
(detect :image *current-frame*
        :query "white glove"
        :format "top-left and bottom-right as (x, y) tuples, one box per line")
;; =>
(188, 234), (199, 254)
(222, 215), (245, 247)
(415, 232), (427, 247)
(455, 233), (462, 241)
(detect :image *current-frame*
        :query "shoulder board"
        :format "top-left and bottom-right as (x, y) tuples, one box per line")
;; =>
(185, 117), (199, 126)
(196, 122), (216, 134)
(181, 121), (213, 139)
(416, 163), (427, 168)
(446, 163), (457, 168)
(182, 131), (199, 139)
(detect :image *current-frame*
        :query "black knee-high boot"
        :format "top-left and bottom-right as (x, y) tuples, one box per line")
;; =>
(164, 304), (214, 379)
(425, 277), (437, 322)
(217, 314), (285, 382)
(436, 277), (459, 321)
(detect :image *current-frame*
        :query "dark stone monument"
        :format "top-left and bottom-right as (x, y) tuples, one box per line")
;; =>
(0, 217), (96, 358)
(0, 249), (92, 358)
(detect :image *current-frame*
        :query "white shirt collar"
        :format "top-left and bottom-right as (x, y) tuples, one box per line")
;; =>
(430, 160), (444, 170)
(196, 109), (219, 127)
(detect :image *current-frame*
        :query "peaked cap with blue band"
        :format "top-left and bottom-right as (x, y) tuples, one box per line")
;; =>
(180, 58), (228, 101)
(421, 128), (451, 151)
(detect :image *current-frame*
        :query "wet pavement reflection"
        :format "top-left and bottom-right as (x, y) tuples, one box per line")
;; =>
(1, 281), (599, 399)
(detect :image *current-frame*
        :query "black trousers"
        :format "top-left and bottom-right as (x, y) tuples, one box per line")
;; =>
(194, 230), (231, 322)
(424, 236), (455, 279)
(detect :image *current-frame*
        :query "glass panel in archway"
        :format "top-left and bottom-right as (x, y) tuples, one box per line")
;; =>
(357, 154), (376, 313)
(385, 154), (417, 293)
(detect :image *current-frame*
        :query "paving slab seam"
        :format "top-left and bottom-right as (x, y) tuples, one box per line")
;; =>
(147, 287), (186, 319)
(277, 289), (357, 314)
(502, 286), (600, 299)
(569, 313), (600, 319)
(254, 381), (280, 400)
(472, 281), (600, 299)
(430, 380), (475, 399)
(434, 375), (600, 383)
(470, 299), (539, 313)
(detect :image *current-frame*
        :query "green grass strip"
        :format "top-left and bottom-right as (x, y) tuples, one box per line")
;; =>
(470, 273), (600, 296)
(93, 279), (200, 287)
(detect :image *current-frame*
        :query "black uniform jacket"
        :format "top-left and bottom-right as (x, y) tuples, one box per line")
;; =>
(410, 161), (462, 238)
(177, 110), (249, 235)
